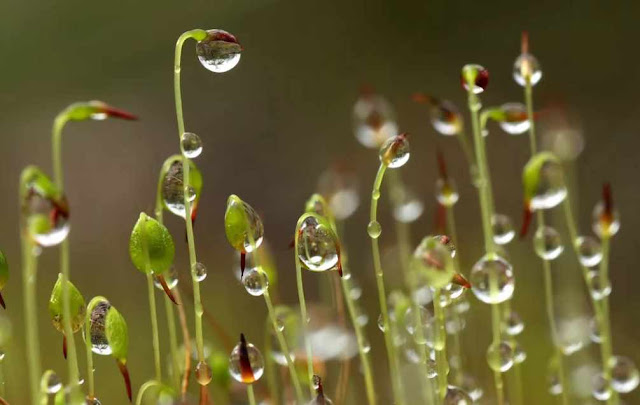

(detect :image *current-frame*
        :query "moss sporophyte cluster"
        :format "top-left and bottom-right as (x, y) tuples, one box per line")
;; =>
(0, 28), (634, 405)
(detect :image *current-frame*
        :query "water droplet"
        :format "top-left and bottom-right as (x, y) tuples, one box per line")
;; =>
(529, 159), (567, 210)
(180, 132), (203, 158)
(45, 371), (62, 394)
(513, 342), (527, 364)
(192, 262), (207, 282)
(443, 281), (465, 302)
(592, 373), (612, 401)
(392, 190), (424, 223)
(161, 159), (197, 219)
(195, 360), (213, 386)
(514, 53), (542, 87)
(0, 351), (5, 361)
(367, 221), (382, 239)
(548, 370), (563, 395)
(296, 215), (340, 272)
(461, 64), (489, 94)
(377, 313), (386, 332)
(410, 236), (456, 289)
(555, 316), (590, 355)
(443, 385), (474, 404)
(503, 310), (524, 336)
(89, 300), (113, 355)
(589, 317), (602, 344)
(404, 306), (436, 348)
(242, 267), (268, 296)
(85, 397), (102, 405)
(575, 236), (602, 267)
(486, 341), (515, 372)
(492, 214), (515, 245)
(534, 226), (564, 260)
(353, 93), (398, 148)
(470, 254), (515, 304)
(430, 99), (463, 136)
(154, 267), (178, 291)
(349, 283), (362, 301)
(498, 102), (530, 135)
(593, 201), (620, 237)
(275, 317), (285, 332)
(225, 196), (264, 253)
(436, 178), (460, 207)
(379, 134), (410, 168)
(196, 29), (241, 73)
(460, 373), (483, 400)
(361, 339), (371, 353)
(445, 316), (465, 335)
(23, 184), (70, 247)
(229, 341), (264, 384)
(587, 271), (611, 301)
(426, 358), (438, 379)
(356, 311), (369, 327)
(609, 356), (640, 393)
(317, 166), (360, 220)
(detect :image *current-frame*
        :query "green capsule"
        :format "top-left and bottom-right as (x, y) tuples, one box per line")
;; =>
(224, 195), (264, 253)
(49, 274), (86, 335)
(129, 213), (175, 275)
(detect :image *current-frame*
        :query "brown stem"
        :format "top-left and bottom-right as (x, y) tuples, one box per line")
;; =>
(117, 359), (132, 402)
(156, 274), (178, 305)
(62, 334), (67, 359)
(0, 291), (5, 309)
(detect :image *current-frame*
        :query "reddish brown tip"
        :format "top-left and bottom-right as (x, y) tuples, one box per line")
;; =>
(240, 252), (246, 278)
(435, 203), (446, 235)
(199, 384), (209, 405)
(239, 333), (255, 383)
(602, 182), (613, 220)
(157, 275), (178, 305)
(288, 238), (295, 249)
(519, 205), (533, 238)
(117, 360), (132, 402)
(436, 148), (448, 180)
(521, 31), (529, 54)
(62, 334), (68, 359)
(0, 291), (5, 309)
(452, 273), (471, 289)
(101, 105), (138, 121)
(411, 92), (431, 104)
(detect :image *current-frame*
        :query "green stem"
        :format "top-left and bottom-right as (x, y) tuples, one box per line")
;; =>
(369, 164), (405, 405)
(163, 295), (181, 389)
(264, 321), (280, 404)
(247, 384), (257, 405)
(146, 274), (162, 381)
(262, 289), (305, 402)
(22, 237), (41, 405)
(433, 289), (449, 400)
(445, 206), (464, 386)
(134, 380), (162, 405)
(293, 226), (315, 397)
(599, 236), (619, 404)
(456, 131), (479, 182)
(85, 313), (95, 398)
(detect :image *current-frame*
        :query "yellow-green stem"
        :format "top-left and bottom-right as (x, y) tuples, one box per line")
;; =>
(600, 236), (619, 404)
(247, 384), (257, 405)
(433, 289), (449, 400)
(146, 274), (162, 381)
(263, 320), (280, 404)
(22, 237), (41, 405)
(85, 313), (95, 398)
(445, 206), (464, 386)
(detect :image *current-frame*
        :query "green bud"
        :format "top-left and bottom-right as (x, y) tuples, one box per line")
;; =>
(129, 213), (175, 274)
(522, 152), (565, 207)
(224, 195), (264, 253)
(49, 274), (86, 334)
(105, 305), (129, 361)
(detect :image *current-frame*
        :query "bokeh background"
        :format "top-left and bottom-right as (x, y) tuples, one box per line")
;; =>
(1, 0), (638, 403)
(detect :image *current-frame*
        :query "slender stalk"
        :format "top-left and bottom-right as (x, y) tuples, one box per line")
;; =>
(173, 288), (192, 398)
(146, 274), (162, 381)
(247, 384), (257, 405)
(445, 206), (464, 386)
(173, 29), (208, 365)
(264, 321), (280, 404)
(433, 289), (449, 400)
(134, 380), (162, 405)
(22, 237), (41, 405)
(85, 317), (95, 398)
(599, 236), (619, 404)
(293, 233), (315, 397)
(163, 295), (181, 389)
(369, 164), (405, 405)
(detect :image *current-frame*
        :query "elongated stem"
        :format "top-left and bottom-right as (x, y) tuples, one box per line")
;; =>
(173, 288), (191, 398)
(445, 206), (464, 386)
(85, 316), (95, 398)
(247, 384), (257, 405)
(22, 237), (41, 405)
(262, 289), (305, 402)
(134, 380), (163, 405)
(293, 234), (315, 397)
(599, 236), (619, 404)
(264, 321), (280, 404)
(369, 164), (405, 405)
(433, 289), (449, 400)
(173, 29), (208, 365)
(163, 295), (181, 389)
(146, 274), (162, 381)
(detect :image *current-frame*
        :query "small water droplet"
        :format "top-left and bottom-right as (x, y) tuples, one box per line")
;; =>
(229, 340), (265, 384)
(513, 53), (542, 87)
(534, 226), (564, 260)
(161, 159), (197, 219)
(275, 318), (285, 332)
(379, 134), (410, 168)
(430, 99), (463, 136)
(460, 373), (484, 400)
(349, 284), (362, 301)
(242, 267), (269, 296)
(45, 371), (62, 394)
(193, 262), (207, 282)
(154, 267), (178, 291)
(503, 310), (524, 336)
(513, 342), (527, 364)
(592, 373), (612, 401)
(529, 159), (567, 210)
(575, 236), (602, 267)
(436, 178), (460, 207)
(486, 341), (515, 372)
(0, 351), (5, 361)
(589, 317), (602, 344)
(498, 102), (530, 135)
(404, 306), (435, 348)
(353, 93), (398, 148)
(587, 271), (611, 301)
(196, 29), (241, 73)
(443, 386), (473, 404)
(180, 132), (203, 158)
(392, 190), (424, 223)
(548, 369), (563, 395)
(593, 201), (621, 237)
(410, 236), (456, 289)
(362, 340), (371, 353)
(492, 214), (515, 245)
(367, 221), (382, 239)
(609, 355), (640, 393)
(470, 254), (515, 304)
(377, 313), (386, 332)
(461, 64), (489, 94)
(195, 360), (213, 386)
(356, 312), (369, 327)
(85, 397), (102, 405)
(296, 215), (340, 272)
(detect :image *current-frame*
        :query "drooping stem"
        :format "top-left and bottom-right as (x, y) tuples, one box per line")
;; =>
(369, 164), (405, 405)
(134, 380), (163, 405)
(146, 274), (162, 381)
(173, 29), (208, 365)
(433, 289), (449, 400)
(22, 237), (41, 405)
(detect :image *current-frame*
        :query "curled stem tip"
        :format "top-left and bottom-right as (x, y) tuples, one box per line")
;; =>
(156, 274), (178, 305)
(117, 360), (132, 402)
(62, 334), (67, 359)
(97, 104), (138, 121)
(521, 31), (529, 54)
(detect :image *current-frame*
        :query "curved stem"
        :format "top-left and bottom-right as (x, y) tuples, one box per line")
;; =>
(433, 289), (449, 400)
(293, 231), (315, 397)
(247, 384), (257, 405)
(369, 164), (405, 405)
(134, 380), (162, 405)
(22, 237), (41, 405)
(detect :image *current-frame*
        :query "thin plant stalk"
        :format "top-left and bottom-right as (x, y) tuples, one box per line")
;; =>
(523, 75), (569, 405)
(173, 28), (208, 365)
(173, 288), (192, 398)
(433, 288), (449, 400)
(146, 275), (162, 381)
(22, 236), (41, 404)
(247, 384), (257, 405)
(85, 313), (96, 399)
(135, 380), (162, 405)
(599, 236), (619, 403)
(445, 206), (464, 386)
(264, 321), (280, 404)
(369, 164), (405, 405)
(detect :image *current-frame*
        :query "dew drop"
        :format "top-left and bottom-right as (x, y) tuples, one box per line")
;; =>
(377, 313), (386, 332)
(161, 159), (197, 219)
(392, 189), (424, 223)
(587, 271), (611, 301)
(228, 341), (264, 384)
(430, 99), (463, 136)
(195, 360), (213, 386)
(85, 397), (102, 405)
(349, 284), (362, 301)
(410, 236), (456, 289)
(513, 53), (542, 87)
(548, 370), (563, 395)
(180, 132), (203, 158)
(461, 64), (489, 94)
(362, 340), (371, 353)
(192, 262), (207, 282)
(460, 373), (483, 401)
(609, 355), (640, 393)
(24, 186), (70, 248)
(90, 300), (113, 356)
(436, 178), (460, 207)
(242, 267), (269, 296)
(367, 221), (382, 239)
(404, 306), (436, 348)
(470, 254), (515, 304)
(296, 216), (340, 272)
(426, 358), (438, 379)
(225, 197), (264, 253)
(46, 371), (62, 394)
(275, 318), (285, 332)
(154, 267), (178, 291)
(593, 201), (621, 237)
(513, 342), (527, 364)
(503, 310), (524, 336)
(492, 214), (515, 245)
(486, 341), (515, 372)
(353, 93), (398, 149)
(379, 134), (410, 168)
(443, 385), (474, 404)
(196, 29), (241, 73)
(0, 351), (5, 361)
(575, 236), (602, 267)
(356, 312), (369, 327)
(529, 159), (567, 210)
(589, 317), (602, 344)
(592, 373), (612, 401)
(498, 102), (530, 135)
(534, 226), (564, 260)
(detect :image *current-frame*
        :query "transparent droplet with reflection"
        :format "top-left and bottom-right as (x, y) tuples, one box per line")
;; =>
(296, 215), (339, 272)
(555, 316), (590, 355)
(154, 267), (178, 291)
(225, 196), (264, 253)
(513, 53), (542, 87)
(196, 29), (241, 73)
(529, 158), (567, 210)
(609, 356), (640, 393)
(534, 226), (564, 260)
(404, 306), (435, 348)
(410, 236), (456, 290)
(353, 93), (398, 148)
(513, 341), (527, 364)
(228, 338), (265, 384)
(42, 370), (62, 394)
(593, 201), (621, 237)
(85, 397), (102, 405)
(461, 64), (489, 94)
(436, 178), (460, 207)
(161, 160), (196, 219)
(492, 214), (515, 245)
(443, 385), (474, 404)
(242, 267), (269, 296)
(180, 132), (202, 159)
(592, 373), (612, 401)
(470, 254), (515, 304)
(460, 373), (483, 401)
(430, 99), (463, 136)
(367, 221), (381, 239)
(195, 360), (212, 386)
(589, 317), (602, 344)
(486, 340), (515, 372)
(549, 371), (563, 396)
(587, 271), (611, 301)
(90, 300), (113, 355)
(575, 236), (602, 267)
(192, 262), (207, 282)
(498, 102), (530, 135)
(25, 194), (70, 247)
(317, 165), (360, 220)
(392, 188), (424, 223)
(503, 310), (524, 336)
(379, 134), (410, 168)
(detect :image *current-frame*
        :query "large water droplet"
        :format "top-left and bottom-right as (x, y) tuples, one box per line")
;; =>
(492, 214), (515, 245)
(161, 160), (196, 219)
(242, 267), (268, 296)
(498, 102), (530, 135)
(587, 271), (611, 301)
(180, 132), (202, 159)
(192, 262), (207, 282)
(24, 190), (70, 247)
(461, 64), (489, 94)
(228, 341), (264, 383)
(379, 134), (410, 168)
(470, 254), (515, 304)
(90, 300), (113, 356)
(534, 226), (564, 260)
(225, 197), (264, 253)
(610, 356), (640, 393)
(443, 385), (474, 404)
(196, 29), (241, 73)
(530, 159), (567, 210)
(430, 99), (463, 136)
(44, 370), (62, 394)
(486, 341), (515, 372)
(513, 53), (542, 87)
(367, 221), (382, 239)
(353, 93), (398, 148)
(591, 373), (612, 401)
(436, 178), (460, 207)
(575, 236), (602, 267)
(410, 236), (456, 289)
(503, 310), (524, 336)
(296, 216), (339, 272)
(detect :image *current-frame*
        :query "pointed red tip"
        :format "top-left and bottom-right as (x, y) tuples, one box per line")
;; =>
(411, 92), (430, 104)
(240, 252), (246, 278)
(452, 273), (471, 289)
(157, 275), (178, 305)
(63, 335), (68, 359)
(519, 205), (533, 238)
(521, 31), (529, 54)
(0, 291), (5, 309)
(603, 182), (613, 219)
(117, 360), (132, 402)
(101, 105), (138, 121)
(435, 203), (446, 235)
(436, 148), (448, 179)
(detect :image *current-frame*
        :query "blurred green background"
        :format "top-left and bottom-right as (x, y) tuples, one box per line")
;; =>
(1, 0), (638, 403)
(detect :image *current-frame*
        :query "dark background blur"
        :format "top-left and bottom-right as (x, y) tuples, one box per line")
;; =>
(1, 1), (639, 403)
